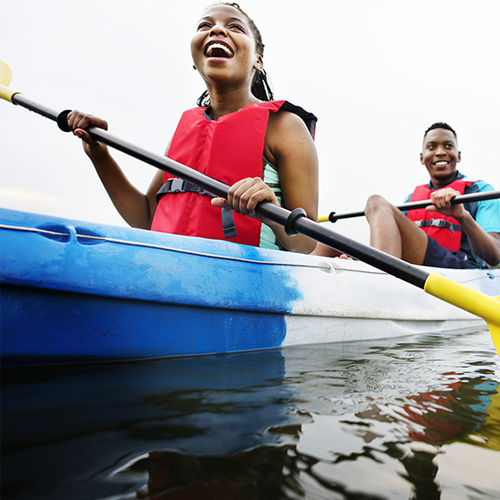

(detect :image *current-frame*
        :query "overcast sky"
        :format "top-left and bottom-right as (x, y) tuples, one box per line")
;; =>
(1, 0), (499, 243)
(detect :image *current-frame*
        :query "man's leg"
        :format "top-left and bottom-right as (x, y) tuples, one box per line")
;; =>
(364, 195), (429, 265)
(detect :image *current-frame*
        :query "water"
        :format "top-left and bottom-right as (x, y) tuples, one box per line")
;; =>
(1, 329), (499, 500)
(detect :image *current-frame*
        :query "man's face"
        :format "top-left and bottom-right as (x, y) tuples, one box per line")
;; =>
(420, 128), (461, 187)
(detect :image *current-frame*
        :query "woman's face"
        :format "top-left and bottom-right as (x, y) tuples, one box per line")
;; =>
(191, 4), (263, 91)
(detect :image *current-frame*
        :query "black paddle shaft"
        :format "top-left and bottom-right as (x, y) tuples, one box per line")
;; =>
(83, 118), (431, 289)
(329, 190), (500, 222)
(85, 121), (430, 288)
(11, 95), (431, 289)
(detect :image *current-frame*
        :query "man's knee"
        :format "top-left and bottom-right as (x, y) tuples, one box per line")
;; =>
(365, 194), (390, 214)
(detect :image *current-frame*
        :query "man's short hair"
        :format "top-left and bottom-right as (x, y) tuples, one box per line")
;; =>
(424, 122), (457, 140)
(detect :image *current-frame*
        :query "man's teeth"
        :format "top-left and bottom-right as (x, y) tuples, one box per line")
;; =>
(435, 161), (449, 165)
(206, 43), (234, 56)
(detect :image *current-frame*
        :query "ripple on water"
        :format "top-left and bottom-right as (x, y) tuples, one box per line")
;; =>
(1, 329), (499, 499)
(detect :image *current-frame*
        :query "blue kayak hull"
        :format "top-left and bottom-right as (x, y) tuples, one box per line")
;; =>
(1, 208), (498, 366)
(3, 284), (286, 364)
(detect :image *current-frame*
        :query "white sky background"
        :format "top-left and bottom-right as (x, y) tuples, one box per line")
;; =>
(1, 0), (499, 244)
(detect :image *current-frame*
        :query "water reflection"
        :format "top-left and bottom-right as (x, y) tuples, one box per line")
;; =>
(1, 330), (499, 499)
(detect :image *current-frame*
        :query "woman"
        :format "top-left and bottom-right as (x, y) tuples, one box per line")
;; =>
(68, 3), (318, 253)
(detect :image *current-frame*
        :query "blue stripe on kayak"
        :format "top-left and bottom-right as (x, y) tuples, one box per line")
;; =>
(0, 208), (308, 364)
(1, 285), (289, 365)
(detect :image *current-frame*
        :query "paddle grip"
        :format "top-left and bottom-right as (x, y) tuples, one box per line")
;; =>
(57, 110), (72, 132)
(284, 208), (307, 235)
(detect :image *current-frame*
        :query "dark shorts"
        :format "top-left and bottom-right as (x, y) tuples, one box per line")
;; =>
(423, 235), (476, 269)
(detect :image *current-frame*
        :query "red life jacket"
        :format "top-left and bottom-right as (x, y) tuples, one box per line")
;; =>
(151, 100), (316, 247)
(407, 178), (476, 251)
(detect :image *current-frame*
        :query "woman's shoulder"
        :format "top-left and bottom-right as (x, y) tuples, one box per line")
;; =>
(273, 101), (317, 139)
(267, 104), (316, 140)
(264, 102), (318, 166)
(267, 108), (309, 133)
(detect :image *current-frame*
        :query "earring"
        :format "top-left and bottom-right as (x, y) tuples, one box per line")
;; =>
(193, 65), (197, 70)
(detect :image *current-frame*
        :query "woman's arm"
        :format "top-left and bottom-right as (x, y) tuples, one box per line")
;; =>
(67, 111), (161, 229)
(263, 110), (319, 253)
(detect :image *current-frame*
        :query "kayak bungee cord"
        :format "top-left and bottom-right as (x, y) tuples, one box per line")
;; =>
(1, 59), (499, 355)
(0, 223), (335, 271)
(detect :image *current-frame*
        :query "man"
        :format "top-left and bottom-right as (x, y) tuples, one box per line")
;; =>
(313, 122), (500, 268)
(363, 122), (500, 268)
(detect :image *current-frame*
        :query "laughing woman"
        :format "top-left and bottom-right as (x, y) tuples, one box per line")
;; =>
(67, 2), (319, 253)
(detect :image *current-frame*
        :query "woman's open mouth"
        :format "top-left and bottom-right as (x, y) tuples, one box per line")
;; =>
(204, 41), (234, 58)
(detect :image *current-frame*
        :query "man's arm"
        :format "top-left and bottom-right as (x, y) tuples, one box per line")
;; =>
(429, 188), (500, 266)
(455, 213), (500, 266)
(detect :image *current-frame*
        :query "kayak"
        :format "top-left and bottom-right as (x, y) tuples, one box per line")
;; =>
(1, 207), (499, 366)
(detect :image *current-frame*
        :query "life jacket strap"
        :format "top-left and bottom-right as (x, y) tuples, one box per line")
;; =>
(221, 207), (237, 239)
(414, 218), (463, 234)
(156, 178), (215, 203)
(156, 178), (237, 239)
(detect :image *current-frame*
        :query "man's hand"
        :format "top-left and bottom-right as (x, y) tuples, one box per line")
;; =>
(427, 188), (465, 219)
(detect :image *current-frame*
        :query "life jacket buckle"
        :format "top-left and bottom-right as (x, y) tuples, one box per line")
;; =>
(168, 178), (186, 193)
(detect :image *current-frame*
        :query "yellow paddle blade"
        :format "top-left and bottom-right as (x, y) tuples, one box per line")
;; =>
(424, 273), (500, 356)
(0, 59), (12, 85)
(0, 60), (20, 104)
(487, 320), (500, 358)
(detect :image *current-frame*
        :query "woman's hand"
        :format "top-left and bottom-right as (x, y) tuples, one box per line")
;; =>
(67, 110), (109, 159)
(211, 177), (278, 221)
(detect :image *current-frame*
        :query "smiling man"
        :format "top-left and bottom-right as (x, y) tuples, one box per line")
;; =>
(361, 122), (500, 269)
